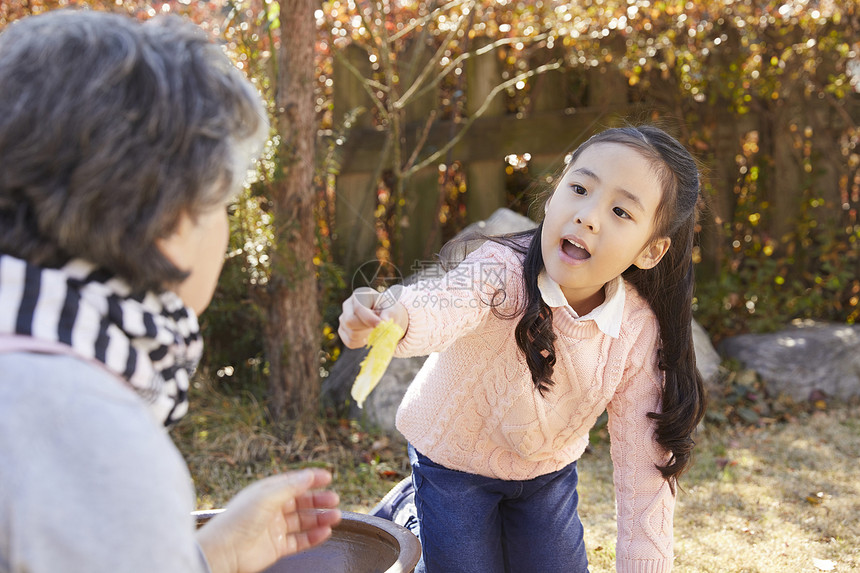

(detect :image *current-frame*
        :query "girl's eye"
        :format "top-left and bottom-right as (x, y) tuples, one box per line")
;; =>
(613, 206), (631, 219)
(570, 184), (587, 196)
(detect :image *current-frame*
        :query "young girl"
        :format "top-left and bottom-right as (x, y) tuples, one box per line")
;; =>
(339, 125), (706, 573)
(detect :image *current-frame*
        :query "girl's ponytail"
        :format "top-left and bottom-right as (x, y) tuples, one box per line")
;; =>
(620, 125), (707, 490)
(472, 227), (558, 395)
(624, 214), (705, 492)
(514, 225), (557, 395)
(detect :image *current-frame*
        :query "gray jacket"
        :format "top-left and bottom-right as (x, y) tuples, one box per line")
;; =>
(0, 345), (209, 572)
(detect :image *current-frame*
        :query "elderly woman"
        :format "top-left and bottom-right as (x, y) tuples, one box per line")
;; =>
(0, 10), (340, 573)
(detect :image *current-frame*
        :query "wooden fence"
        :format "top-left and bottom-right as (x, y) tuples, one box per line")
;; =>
(330, 42), (858, 280)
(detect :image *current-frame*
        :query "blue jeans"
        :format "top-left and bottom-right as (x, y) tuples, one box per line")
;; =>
(409, 445), (589, 573)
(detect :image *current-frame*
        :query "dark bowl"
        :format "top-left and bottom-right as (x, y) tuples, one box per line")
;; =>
(194, 510), (421, 573)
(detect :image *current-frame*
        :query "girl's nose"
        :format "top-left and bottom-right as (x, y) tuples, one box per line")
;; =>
(575, 208), (599, 233)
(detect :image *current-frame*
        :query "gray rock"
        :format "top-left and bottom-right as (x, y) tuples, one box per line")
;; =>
(692, 319), (721, 385)
(719, 320), (860, 401)
(320, 317), (427, 430)
(457, 207), (537, 246)
(320, 344), (367, 412)
(405, 207), (536, 285)
(352, 354), (427, 430)
(325, 207), (723, 432)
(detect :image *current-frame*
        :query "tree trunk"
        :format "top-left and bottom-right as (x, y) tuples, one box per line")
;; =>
(265, 0), (319, 422)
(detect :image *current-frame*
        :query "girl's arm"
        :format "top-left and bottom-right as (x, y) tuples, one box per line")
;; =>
(393, 241), (518, 357)
(338, 241), (518, 357)
(606, 322), (676, 573)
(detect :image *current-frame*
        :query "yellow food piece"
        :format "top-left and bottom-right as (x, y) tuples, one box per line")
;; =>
(351, 320), (405, 408)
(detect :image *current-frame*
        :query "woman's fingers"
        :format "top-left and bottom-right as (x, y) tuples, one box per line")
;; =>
(245, 469), (338, 519)
(255, 468), (329, 501)
(287, 526), (333, 555)
(265, 473), (341, 555)
(196, 468), (341, 573)
(275, 473), (341, 535)
(281, 505), (342, 539)
(295, 488), (340, 512)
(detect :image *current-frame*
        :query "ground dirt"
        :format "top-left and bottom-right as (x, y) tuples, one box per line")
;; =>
(174, 378), (859, 573)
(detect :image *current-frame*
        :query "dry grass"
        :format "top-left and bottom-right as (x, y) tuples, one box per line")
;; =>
(580, 404), (860, 572)
(172, 375), (411, 512)
(173, 376), (860, 572)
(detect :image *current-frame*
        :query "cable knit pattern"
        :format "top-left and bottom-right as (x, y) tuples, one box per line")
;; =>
(394, 241), (674, 572)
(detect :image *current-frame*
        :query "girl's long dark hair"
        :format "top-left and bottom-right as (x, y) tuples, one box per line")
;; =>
(489, 126), (706, 492)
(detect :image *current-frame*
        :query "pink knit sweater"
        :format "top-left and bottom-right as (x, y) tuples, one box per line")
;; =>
(394, 241), (675, 573)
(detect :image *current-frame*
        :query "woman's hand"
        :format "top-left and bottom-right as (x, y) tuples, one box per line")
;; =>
(196, 468), (341, 573)
(338, 286), (409, 349)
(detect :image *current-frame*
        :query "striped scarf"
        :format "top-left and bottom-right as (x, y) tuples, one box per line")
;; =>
(0, 253), (202, 426)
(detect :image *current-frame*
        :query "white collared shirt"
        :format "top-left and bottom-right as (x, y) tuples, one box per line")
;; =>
(536, 271), (626, 338)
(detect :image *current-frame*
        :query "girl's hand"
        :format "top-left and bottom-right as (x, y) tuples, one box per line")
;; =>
(196, 468), (341, 573)
(338, 286), (408, 349)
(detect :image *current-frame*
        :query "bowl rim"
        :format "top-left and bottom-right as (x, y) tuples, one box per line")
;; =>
(193, 508), (422, 573)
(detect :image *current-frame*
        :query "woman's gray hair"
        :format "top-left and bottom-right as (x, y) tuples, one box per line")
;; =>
(0, 10), (268, 291)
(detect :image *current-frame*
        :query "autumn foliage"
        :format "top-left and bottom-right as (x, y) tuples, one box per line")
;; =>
(2, 1), (858, 397)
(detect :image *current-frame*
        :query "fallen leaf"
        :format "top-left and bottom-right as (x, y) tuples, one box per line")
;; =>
(371, 437), (390, 450)
(737, 406), (760, 424)
(716, 458), (738, 470)
(351, 320), (405, 408)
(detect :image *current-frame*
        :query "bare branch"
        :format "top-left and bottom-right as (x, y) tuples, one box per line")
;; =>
(403, 60), (563, 177)
(365, 78), (390, 93)
(811, 79), (858, 129)
(333, 50), (390, 122)
(341, 132), (395, 265)
(389, 0), (472, 42)
(355, 1), (386, 56)
(369, 1), (397, 101)
(408, 33), (549, 103)
(403, 109), (439, 172)
(394, 9), (471, 110)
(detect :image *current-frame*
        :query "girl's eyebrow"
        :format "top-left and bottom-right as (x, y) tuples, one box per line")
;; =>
(572, 167), (599, 180)
(571, 167), (645, 213)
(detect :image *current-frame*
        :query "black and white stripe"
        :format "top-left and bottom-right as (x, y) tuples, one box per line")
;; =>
(0, 254), (202, 426)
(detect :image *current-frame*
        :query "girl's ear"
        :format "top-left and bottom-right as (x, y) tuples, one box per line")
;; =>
(634, 236), (671, 270)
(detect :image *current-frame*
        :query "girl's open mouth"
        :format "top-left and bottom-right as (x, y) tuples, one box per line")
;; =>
(561, 238), (591, 260)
